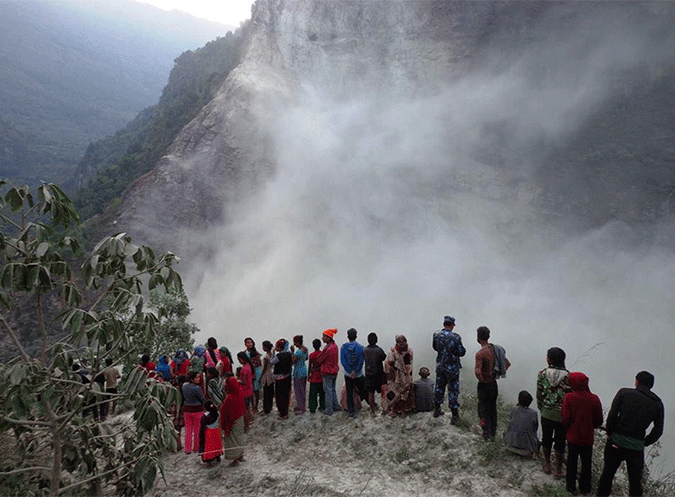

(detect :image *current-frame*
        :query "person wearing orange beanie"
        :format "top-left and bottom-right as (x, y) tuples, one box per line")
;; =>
(316, 329), (341, 415)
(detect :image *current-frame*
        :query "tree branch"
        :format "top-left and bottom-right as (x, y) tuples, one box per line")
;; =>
(0, 416), (53, 428)
(56, 463), (132, 495)
(0, 312), (31, 362)
(37, 291), (47, 364)
(0, 466), (52, 476)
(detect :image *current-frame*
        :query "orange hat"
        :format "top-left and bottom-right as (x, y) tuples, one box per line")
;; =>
(322, 328), (337, 339)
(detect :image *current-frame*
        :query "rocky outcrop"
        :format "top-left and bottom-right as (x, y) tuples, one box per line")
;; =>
(112, 1), (675, 253)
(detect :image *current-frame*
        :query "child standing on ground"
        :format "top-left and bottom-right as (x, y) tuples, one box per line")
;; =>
(199, 401), (223, 465)
(307, 339), (325, 413)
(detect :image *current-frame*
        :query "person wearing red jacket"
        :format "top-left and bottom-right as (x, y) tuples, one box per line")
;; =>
(316, 328), (341, 415)
(561, 372), (603, 495)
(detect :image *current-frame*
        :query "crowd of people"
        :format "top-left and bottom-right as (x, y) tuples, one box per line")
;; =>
(103, 315), (663, 496)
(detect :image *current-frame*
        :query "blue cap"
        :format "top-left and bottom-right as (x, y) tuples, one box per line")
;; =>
(443, 315), (455, 325)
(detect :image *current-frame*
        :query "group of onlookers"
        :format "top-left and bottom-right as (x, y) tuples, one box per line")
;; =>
(500, 347), (663, 497)
(124, 315), (664, 495)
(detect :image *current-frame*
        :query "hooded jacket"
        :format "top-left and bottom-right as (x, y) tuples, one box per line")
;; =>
(536, 366), (571, 422)
(561, 372), (603, 446)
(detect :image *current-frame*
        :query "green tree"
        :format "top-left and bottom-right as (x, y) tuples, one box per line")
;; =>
(123, 288), (197, 374)
(0, 180), (183, 496)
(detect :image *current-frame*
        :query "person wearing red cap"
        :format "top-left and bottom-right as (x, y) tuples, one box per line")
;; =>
(316, 329), (341, 415)
(562, 372), (603, 496)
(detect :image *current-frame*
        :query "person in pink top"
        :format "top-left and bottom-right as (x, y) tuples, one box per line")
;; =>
(205, 337), (219, 369)
(316, 329), (341, 415)
(308, 339), (325, 413)
(236, 352), (255, 409)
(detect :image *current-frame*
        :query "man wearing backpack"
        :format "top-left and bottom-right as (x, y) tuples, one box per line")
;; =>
(475, 326), (510, 440)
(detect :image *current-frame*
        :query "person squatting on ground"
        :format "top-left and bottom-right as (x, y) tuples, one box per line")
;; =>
(382, 335), (414, 417)
(291, 335), (308, 415)
(536, 347), (571, 478)
(271, 339), (293, 419)
(596, 371), (664, 497)
(317, 329), (341, 415)
(363, 332), (387, 416)
(413, 367), (435, 413)
(503, 390), (540, 457)
(474, 326), (510, 440)
(340, 328), (366, 418)
(432, 315), (466, 423)
(561, 371), (603, 496)
(308, 338), (326, 413)
(220, 376), (247, 467)
(181, 371), (206, 455)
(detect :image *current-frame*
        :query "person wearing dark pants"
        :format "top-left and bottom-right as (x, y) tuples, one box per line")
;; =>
(597, 371), (664, 497)
(432, 315), (466, 423)
(475, 326), (510, 440)
(308, 339), (325, 413)
(561, 372), (603, 496)
(340, 328), (365, 418)
(271, 339), (292, 419)
(260, 341), (275, 415)
(477, 381), (498, 439)
(536, 347), (571, 478)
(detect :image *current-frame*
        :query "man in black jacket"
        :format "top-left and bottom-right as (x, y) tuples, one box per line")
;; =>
(597, 371), (664, 496)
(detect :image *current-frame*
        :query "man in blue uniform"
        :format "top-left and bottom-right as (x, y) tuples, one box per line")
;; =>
(432, 315), (466, 423)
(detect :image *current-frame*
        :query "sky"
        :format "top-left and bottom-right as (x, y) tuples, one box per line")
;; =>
(137, 0), (254, 25)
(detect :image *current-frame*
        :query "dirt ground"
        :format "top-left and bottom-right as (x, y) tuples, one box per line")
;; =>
(147, 405), (559, 497)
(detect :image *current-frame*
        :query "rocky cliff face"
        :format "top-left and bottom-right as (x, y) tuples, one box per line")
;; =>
(111, 0), (675, 254)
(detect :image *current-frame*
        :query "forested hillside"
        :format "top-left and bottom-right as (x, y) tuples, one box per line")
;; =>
(0, 0), (232, 189)
(74, 29), (246, 220)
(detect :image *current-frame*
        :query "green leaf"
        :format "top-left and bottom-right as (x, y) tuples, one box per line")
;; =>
(10, 364), (26, 385)
(5, 187), (24, 212)
(36, 242), (50, 258)
(0, 289), (11, 309)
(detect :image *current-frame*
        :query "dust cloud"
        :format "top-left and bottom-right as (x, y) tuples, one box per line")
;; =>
(181, 1), (674, 467)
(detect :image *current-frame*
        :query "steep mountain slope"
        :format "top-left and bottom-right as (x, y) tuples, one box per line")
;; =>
(0, 0), (234, 188)
(74, 31), (245, 220)
(108, 0), (675, 252)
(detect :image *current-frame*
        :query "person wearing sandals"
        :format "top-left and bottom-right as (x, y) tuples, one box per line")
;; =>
(536, 347), (571, 478)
